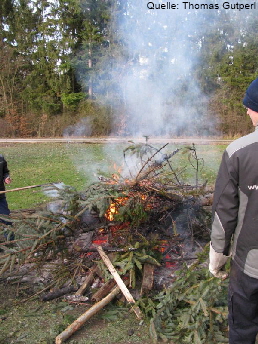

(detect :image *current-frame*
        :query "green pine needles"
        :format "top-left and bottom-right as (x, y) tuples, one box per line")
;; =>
(138, 246), (229, 343)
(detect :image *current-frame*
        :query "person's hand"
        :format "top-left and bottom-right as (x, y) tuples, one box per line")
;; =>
(4, 177), (12, 184)
(209, 269), (228, 280)
(209, 242), (229, 280)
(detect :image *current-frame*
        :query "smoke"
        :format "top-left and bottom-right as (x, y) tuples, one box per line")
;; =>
(42, 182), (66, 198)
(64, 2), (254, 138)
(106, 2), (217, 137)
(98, 2), (249, 137)
(63, 118), (92, 137)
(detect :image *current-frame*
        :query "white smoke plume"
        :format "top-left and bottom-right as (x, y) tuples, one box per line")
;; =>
(63, 117), (92, 137)
(108, 2), (212, 136)
(101, 1), (252, 137)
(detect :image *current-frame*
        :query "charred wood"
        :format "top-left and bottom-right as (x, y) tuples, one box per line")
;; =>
(91, 278), (117, 302)
(75, 265), (98, 296)
(41, 285), (78, 301)
(79, 246), (139, 253)
(163, 257), (197, 262)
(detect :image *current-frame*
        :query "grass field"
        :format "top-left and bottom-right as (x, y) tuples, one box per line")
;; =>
(0, 142), (226, 210)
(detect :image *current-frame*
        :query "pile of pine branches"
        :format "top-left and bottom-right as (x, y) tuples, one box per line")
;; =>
(0, 140), (227, 342)
(140, 245), (229, 343)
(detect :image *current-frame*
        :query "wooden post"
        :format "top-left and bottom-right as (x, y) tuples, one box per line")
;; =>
(95, 245), (142, 319)
(140, 263), (155, 296)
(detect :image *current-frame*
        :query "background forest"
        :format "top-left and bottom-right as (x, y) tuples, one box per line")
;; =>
(1, 0), (258, 138)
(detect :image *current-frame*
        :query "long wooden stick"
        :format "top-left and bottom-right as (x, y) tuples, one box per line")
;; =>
(0, 182), (60, 194)
(95, 245), (142, 319)
(55, 284), (122, 344)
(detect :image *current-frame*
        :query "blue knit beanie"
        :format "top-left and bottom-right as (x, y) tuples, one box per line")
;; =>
(243, 78), (258, 112)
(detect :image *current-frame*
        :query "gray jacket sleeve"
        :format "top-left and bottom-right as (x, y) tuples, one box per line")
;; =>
(211, 150), (239, 255)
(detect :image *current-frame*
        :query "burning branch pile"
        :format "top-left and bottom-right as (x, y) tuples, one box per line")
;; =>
(0, 140), (227, 343)
(80, 141), (212, 241)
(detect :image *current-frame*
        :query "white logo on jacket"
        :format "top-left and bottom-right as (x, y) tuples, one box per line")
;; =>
(248, 185), (258, 190)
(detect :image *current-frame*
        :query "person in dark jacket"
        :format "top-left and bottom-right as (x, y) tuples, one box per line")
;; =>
(209, 77), (258, 344)
(0, 155), (12, 239)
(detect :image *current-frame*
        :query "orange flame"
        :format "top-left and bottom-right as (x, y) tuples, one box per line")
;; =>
(105, 202), (117, 221)
(105, 196), (128, 221)
(105, 192), (148, 222)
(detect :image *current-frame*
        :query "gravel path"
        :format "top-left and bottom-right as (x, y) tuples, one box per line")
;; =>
(0, 137), (232, 144)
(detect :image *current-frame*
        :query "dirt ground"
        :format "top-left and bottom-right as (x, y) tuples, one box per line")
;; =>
(0, 282), (155, 344)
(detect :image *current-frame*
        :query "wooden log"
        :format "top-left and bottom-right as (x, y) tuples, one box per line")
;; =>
(55, 284), (123, 344)
(91, 279), (117, 302)
(140, 263), (155, 296)
(41, 285), (77, 301)
(95, 245), (142, 319)
(79, 247), (138, 253)
(75, 266), (97, 296)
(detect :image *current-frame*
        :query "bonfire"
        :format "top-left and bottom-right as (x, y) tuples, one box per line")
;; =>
(0, 140), (228, 344)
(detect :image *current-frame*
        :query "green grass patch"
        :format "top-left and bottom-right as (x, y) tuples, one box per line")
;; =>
(0, 283), (153, 344)
(0, 142), (226, 210)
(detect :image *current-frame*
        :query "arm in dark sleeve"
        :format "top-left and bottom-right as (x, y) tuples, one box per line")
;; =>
(2, 156), (10, 180)
(211, 150), (239, 255)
